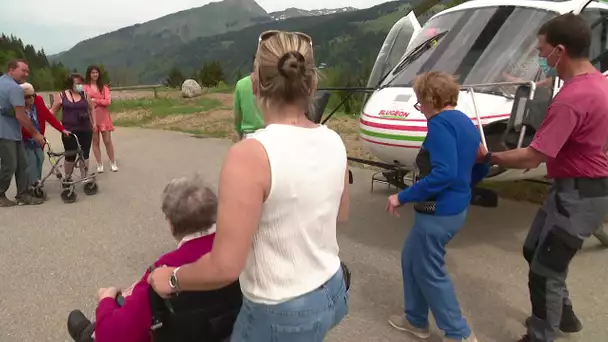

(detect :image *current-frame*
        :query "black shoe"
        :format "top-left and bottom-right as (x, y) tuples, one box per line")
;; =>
(14, 194), (43, 205)
(560, 305), (583, 333)
(0, 195), (16, 207)
(67, 310), (94, 342)
(524, 309), (583, 334)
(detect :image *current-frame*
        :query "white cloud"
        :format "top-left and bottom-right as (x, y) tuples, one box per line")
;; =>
(0, 0), (392, 54)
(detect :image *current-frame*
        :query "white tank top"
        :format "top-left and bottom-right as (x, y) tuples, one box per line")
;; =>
(239, 123), (347, 304)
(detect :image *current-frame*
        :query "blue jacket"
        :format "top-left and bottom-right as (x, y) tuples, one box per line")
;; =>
(398, 109), (490, 216)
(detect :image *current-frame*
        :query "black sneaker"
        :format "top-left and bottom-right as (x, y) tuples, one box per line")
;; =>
(559, 305), (583, 333)
(0, 195), (16, 207)
(15, 194), (43, 205)
(524, 308), (582, 334)
(67, 310), (95, 342)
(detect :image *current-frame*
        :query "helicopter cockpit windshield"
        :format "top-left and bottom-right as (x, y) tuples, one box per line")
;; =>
(379, 5), (558, 98)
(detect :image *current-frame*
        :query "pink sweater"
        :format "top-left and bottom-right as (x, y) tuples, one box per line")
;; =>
(94, 234), (215, 342)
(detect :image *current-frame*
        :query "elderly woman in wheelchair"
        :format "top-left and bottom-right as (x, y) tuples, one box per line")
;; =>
(66, 174), (242, 342)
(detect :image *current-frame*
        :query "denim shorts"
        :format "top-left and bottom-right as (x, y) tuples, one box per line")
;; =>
(230, 267), (349, 342)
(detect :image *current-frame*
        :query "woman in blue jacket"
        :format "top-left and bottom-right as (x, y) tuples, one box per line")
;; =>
(386, 71), (489, 342)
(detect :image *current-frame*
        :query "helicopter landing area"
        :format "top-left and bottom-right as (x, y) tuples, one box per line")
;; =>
(0, 127), (606, 342)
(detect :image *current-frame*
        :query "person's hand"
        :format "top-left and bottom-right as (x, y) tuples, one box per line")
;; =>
(62, 129), (71, 136)
(92, 125), (98, 133)
(33, 133), (45, 147)
(386, 194), (402, 217)
(97, 287), (120, 302)
(147, 266), (176, 299)
(90, 98), (97, 103)
(232, 132), (241, 143)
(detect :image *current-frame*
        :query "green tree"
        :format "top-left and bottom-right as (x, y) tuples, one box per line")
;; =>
(98, 64), (111, 85)
(198, 61), (225, 87)
(164, 66), (185, 88)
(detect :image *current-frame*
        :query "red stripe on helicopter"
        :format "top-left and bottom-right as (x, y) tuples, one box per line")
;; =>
(361, 112), (510, 123)
(360, 137), (421, 149)
(360, 113), (511, 131)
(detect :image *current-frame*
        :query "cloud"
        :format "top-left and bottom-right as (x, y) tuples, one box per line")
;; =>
(0, 0), (391, 54)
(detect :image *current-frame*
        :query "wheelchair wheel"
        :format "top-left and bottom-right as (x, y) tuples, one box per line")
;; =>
(83, 182), (98, 196)
(61, 188), (77, 203)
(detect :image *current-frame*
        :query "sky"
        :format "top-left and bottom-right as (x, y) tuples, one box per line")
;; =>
(0, 0), (392, 55)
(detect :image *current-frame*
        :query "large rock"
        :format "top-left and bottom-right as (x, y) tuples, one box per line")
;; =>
(181, 79), (202, 98)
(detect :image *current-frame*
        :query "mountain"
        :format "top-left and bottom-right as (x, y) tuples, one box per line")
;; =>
(51, 0), (270, 78)
(269, 7), (358, 21)
(54, 0), (413, 85)
(141, 1), (412, 84)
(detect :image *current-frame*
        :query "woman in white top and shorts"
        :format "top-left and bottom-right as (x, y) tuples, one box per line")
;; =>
(148, 30), (351, 341)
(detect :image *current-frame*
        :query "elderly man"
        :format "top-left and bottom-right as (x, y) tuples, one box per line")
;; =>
(20, 82), (70, 190)
(480, 14), (608, 342)
(0, 59), (44, 206)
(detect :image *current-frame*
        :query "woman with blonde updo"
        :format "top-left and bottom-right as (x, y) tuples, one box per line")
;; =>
(148, 30), (351, 341)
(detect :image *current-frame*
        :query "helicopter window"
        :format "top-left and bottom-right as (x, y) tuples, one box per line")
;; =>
(380, 6), (558, 98)
(580, 6), (608, 72)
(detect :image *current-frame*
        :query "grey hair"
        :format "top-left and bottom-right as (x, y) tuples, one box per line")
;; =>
(20, 82), (35, 94)
(161, 174), (218, 236)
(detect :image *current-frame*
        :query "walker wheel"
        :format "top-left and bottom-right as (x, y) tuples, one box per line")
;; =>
(32, 187), (45, 199)
(83, 182), (98, 196)
(56, 172), (63, 180)
(61, 188), (77, 203)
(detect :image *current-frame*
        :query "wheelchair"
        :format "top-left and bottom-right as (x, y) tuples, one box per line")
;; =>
(67, 280), (243, 342)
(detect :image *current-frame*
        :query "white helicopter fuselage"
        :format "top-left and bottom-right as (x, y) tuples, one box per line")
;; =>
(360, 0), (608, 182)
(361, 87), (542, 181)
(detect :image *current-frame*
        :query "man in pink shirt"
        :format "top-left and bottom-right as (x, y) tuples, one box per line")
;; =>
(480, 13), (608, 342)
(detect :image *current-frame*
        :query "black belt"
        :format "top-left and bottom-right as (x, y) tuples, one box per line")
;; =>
(414, 201), (436, 215)
(554, 177), (608, 198)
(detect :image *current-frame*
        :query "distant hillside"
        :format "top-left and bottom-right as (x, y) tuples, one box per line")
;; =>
(51, 0), (270, 81)
(270, 7), (358, 21)
(141, 1), (412, 84)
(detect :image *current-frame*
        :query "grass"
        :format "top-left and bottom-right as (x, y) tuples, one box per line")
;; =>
(108, 87), (551, 205)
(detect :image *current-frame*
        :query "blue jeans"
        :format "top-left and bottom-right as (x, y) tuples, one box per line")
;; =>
(230, 267), (349, 342)
(24, 144), (44, 185)
(402, 210), (471, 340)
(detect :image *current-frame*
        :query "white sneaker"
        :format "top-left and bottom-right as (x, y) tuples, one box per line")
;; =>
(110, 162), (118, 172)
(96, 164), (104, 173)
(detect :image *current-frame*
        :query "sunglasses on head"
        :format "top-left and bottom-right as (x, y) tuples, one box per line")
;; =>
(414, 102), (421, 111)
(258, 30), (312, 46)
(25, 94), (35, 99)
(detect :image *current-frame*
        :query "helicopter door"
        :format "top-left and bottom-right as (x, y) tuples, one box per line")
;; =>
(578, 1), (608, 73)
(366, 11), (422, 89)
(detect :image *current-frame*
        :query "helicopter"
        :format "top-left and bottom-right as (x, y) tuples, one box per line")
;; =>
(312, 0), (608, 190)
(309, 0), (608, 244)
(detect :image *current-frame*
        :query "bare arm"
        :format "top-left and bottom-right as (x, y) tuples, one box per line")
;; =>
(49, 93), (62, 115)
(175, 139), (269, 290)
(490, 147), (546, 169)
(86, 95), (97, 127)
(337, 164), (350, 224)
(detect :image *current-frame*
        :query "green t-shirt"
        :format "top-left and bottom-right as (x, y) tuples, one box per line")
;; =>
(233, 75), (264, 135)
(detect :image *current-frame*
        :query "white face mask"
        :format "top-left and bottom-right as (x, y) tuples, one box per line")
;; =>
(74, 84), (84, 92)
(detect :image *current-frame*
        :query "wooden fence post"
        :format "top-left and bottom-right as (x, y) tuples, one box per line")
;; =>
(48, 94), (54, 106)
(153, 88), (158, 99)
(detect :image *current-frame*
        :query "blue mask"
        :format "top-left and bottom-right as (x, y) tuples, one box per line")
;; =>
(74, 84), (83, 93)
(538, 57), (556, 77)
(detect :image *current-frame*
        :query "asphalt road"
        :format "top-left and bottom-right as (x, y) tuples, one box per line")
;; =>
(0, 128), (606, 342)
